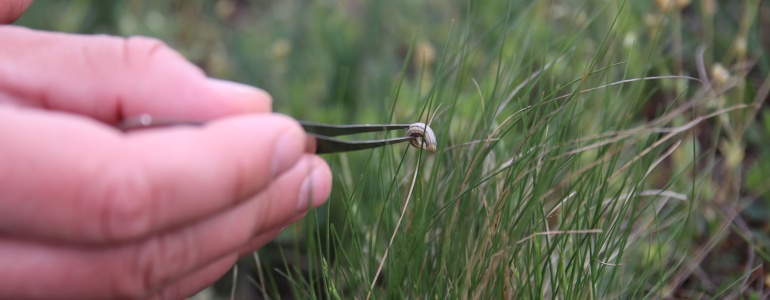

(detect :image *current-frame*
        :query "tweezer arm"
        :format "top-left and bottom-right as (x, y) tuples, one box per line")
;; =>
(302, 122), (416, 153)
(116, 115), (204, 130)
(308, 134), (413, 154)
(116, 115), (411, 136)
(299, 122), (411, 136)
(115, 115), (416, 154)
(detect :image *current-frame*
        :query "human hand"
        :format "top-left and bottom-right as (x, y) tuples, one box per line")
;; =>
(0, 2), (332, 299)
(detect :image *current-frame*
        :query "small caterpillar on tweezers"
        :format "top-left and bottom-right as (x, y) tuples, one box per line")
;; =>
(406, 123), (437, 153)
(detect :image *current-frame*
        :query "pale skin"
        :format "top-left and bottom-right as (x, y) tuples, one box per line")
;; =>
(0, 1), (333, 298)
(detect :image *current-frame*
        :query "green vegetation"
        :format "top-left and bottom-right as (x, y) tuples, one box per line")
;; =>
(17, 0), (770, 298)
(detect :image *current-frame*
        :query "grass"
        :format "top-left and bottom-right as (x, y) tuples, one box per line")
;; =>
(17, 0), (770, 298)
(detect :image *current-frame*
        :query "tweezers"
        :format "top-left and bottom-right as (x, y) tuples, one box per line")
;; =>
(117, 114), (414, 154)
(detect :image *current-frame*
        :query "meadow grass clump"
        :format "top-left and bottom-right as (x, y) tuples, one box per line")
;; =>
(273, 1), (768, 298)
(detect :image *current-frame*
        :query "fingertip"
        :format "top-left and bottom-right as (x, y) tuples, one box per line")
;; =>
(206, 79), (272, 114)
(0, 0), (33, 24)
(205, 113), (306, 182)
(269, 117), (305, 179)
(295, 155), (332, 214)
(309, 155), (332, 207)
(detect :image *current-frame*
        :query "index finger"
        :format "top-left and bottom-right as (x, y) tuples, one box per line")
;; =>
(0, 0), (32, 24)
(0, 26), (271, 123)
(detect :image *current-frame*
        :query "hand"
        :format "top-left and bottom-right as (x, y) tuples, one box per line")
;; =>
(0, 2), (332, 299)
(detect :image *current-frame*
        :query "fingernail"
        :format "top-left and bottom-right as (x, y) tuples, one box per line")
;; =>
(296, 167), (328, 214)
(208, 78), (272, 112)
(209, 78), (266, 96)
(271, 129), (303, 178)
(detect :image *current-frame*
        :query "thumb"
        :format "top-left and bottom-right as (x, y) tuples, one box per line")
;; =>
(0, 107), (315, 243)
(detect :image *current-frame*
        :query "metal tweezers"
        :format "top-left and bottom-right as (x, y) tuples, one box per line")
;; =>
(117, 114), (414, 154)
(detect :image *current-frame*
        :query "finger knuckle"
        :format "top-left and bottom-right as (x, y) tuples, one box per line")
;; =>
(95, 161), (156, 242)
(107, 245), (157, 298)
(121, 230), (198, 297)
(122, 36), (170, 65)
(252, 193), (276, 234)
(120, 36), (201, 75)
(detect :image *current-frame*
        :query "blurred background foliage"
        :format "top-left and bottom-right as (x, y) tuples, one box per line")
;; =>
(15, 0), (770, 298)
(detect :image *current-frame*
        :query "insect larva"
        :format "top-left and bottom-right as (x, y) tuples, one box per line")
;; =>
(406, 122), (437, 153)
